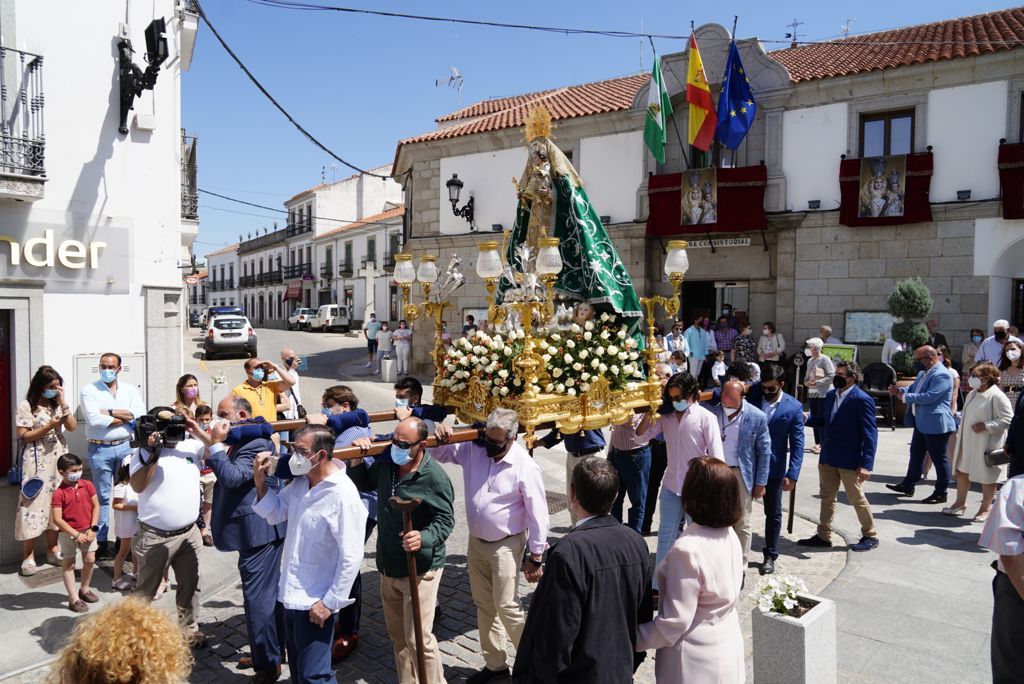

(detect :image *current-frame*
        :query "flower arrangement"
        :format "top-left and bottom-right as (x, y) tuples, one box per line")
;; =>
(750, 574), (808, 616)
(437, 311), (645, 399)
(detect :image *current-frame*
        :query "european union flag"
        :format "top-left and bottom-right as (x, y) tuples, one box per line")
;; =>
(715, 41), (757, 150)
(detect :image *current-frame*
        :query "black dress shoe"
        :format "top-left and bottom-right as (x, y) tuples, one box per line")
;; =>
(922, 492), (948, 504)
(886, 483), (914, 496)
(466, 666), (511, 684)
(759, 557), (776, 575)
(796, 535), (833, 548)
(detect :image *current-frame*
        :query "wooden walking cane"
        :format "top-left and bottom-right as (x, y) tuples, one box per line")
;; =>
(787, 484), (796, 534)
(388, 496), (429, 684)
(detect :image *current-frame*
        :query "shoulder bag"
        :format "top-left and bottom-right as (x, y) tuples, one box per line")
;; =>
(289, 387), (307, 419)
(985, 448), (1010, 468)
(19, 443), (45, 500)
(6, 440), (24, 486)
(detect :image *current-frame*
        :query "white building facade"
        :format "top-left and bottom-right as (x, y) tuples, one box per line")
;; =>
(0, 0), (198, 563)
(206, 242), (239, 308)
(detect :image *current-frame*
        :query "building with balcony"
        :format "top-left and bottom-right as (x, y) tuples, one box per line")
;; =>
(186, 270), (208, 317)
(393, 8), (1024, 373)
(237, 227), (288, 327)
(0, 0), (199, 566)
(313, 204), (404, 327)
(206, 242), (239, 309)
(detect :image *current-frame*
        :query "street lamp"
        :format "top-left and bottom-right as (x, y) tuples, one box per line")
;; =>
(640, 240), (689, 411)
(476, 241), (504, 324)
(535, 237), (563, 316)
(446, 173), (475, 230)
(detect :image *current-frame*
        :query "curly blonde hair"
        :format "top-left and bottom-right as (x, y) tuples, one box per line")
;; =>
(49, 598), (193, 683)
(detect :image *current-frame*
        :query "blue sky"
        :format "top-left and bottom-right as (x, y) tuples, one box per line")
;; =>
(185, 0), (1011, 254)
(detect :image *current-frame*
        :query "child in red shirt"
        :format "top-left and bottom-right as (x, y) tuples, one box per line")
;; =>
(51, 453), (99, 613)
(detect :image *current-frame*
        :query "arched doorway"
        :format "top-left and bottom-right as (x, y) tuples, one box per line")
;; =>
(992, 236), (1024, 328)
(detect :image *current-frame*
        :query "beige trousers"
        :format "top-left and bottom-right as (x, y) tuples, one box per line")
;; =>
(817, 464), (877, 541)
(380, 568), (445, 684)
(468, 532), (528, 670)
(132, 524), (202, 630)
(731, 469), (754, 563)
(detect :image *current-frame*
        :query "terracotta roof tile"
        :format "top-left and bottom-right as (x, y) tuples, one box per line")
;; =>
(403, 73), (649, 146)
(314, 205), (405, 242)
(205, 242), (239, 257)
(771, 7), (1024, 83)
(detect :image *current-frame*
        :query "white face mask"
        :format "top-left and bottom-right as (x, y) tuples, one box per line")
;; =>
(804, 348), (813, 357)
(289, 450), (320, 476)
(762, 328), (770, 335)
(968, 376), (983, 390)
(1008, 349), (1022, 362)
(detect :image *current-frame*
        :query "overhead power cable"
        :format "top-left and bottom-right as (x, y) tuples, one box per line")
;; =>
(246, 0), (1024, 48)
(194, 0), (395, 180)
(199, 188), (403, 229)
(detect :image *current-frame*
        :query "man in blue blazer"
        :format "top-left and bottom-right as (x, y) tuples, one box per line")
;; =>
(757, 364), (805, 575)
(712, 380), (772, 564)
(886, 345), (957, 503)
(199, 395), (287, 683)
(798, 361), (879, 552)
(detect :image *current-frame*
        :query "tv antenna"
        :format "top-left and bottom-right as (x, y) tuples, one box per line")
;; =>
(785, 18), (804, 48)
(436, 66), (464, 110)
(841, 17), (856, 39)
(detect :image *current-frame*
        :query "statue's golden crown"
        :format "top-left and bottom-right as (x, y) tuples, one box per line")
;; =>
(524, 104), (553, 141)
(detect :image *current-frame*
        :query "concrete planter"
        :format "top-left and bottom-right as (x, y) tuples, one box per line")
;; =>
(752, 592), (837, 684)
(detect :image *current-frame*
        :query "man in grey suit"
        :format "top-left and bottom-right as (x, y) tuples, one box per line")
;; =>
(193, 396), (286, 683)
(711, 380), (772, 564)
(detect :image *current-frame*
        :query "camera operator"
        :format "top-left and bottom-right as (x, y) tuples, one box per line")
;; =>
(128, 407), (206, 647)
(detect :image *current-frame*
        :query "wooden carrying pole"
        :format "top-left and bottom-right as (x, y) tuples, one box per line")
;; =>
(389, 496), (429, 684)
(328, 426), (482, 461)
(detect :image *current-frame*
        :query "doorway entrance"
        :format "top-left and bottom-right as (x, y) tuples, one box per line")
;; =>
(0, 310), (10, 472)
(680, 281), (716, 325)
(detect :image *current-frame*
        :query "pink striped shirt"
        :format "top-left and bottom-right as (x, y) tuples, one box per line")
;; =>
(980, 475), (1024, 572)
(609, 414), (652, 452)
(654, 403), (725, 496)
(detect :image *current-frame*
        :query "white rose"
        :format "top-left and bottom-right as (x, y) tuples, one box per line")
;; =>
(545, 383), (555, 392)
(491, 387), (500, 397)
(618, 352), (628, 361)
(566, 378), (575, 387)
(570, 324), (581, 333)
(504, 347), (513, 356)
(610, 365), (620, 375)
(600, 312), (611, 322)
(563, 354), (573, 364)
(573, 362), (583, 371)
(459, 356), (471, 366)
(579, 349), (589, 359)
(601, 330), (611, 340)
(599, 363), (608, 373)
(607, 345), (619, 355)
(446, 363), (457, 372)
(542, 354), (551, 362)
(580, 383), (590, 392)
(567, 388), (577, 396)
(618, 330), (627, 340)
(626, 382), (638, 391)
(566, 339), (576, 349)
(581, 372), (591, 381)
(552, 368), (563, 378)
(595, 347), (605, 357)
(547, 345), (558, 355)
(583, 331), (592, 341)
(500, 386), (509, 396)
(629, 352), (639, 360)
(556, 383), (565, 393)
(551, 333), (561, 342)
(498, 369), (509, 379)
(585, 320), (594, 331)
(591, 358), (600, 368)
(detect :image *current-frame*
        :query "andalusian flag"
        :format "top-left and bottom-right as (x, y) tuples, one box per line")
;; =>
(686, 32), (717, 152)
(643, 52), (673, 164)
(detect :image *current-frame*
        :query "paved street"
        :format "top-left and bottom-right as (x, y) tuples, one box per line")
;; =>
(0, 327), (998, 683)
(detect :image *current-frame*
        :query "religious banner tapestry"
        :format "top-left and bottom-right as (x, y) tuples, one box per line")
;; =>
(646, 163), (767, 237)
(839, 151), (932, 227)
(998, 141), (1024, 220)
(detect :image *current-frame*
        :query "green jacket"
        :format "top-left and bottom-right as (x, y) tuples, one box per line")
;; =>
(348, 452), (455, 578)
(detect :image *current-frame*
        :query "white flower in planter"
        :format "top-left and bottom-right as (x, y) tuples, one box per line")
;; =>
(599, 363), (608, 373)
(750, 574), (808, 615)
(581, 372), (591, 381)
(618, 352), (628, 361)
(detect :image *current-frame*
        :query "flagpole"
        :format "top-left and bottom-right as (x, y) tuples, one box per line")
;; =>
(650, 35), (688, 172)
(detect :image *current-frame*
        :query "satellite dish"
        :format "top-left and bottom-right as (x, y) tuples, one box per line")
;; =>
(435, 65), (464, 109)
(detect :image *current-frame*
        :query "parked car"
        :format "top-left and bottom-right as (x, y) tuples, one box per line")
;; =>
(189, 311), (200, 328)
(202, 305), (245, 329)
(204, 314), (257, 360)
(287, 307), (317, 331)
(309, 304), (350, 332)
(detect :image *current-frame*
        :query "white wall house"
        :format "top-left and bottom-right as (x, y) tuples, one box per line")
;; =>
(206, 242), (240, 308)
(0, 0), (198, 563)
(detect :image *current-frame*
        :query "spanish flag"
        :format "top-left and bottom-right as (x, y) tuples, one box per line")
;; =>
(686, 32), (717, 152)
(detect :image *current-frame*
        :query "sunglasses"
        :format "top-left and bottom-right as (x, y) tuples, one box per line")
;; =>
(392, 438), (418, 450)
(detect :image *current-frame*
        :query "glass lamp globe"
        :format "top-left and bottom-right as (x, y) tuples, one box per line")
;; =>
(536, 237), (563, 276)
(393, 254), (416, 284)
(417, 255), (439, 284)
(664, 240), (690, 277)
(476, 241), (504, 279)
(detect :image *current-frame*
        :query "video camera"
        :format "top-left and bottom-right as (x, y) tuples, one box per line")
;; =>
(132, 406), (187, 452)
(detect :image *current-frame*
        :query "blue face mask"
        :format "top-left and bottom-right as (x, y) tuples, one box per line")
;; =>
(321, 407), (333, 417)
(42, 388), (59, 399)
(973, 335), (983, 344)
(251, 368), (266, 382)
(99, 369), (117, 384)
(673, 399), (690, 413)
(395, 398), (409, 409)
(391, 445), (413, 466)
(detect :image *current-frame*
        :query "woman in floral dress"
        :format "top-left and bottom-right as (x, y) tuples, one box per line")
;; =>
(15, 365), (77, 576)
(999, 340), (1024, 408)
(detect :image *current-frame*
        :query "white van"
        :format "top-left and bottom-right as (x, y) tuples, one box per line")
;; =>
(309, 304), (350, 332)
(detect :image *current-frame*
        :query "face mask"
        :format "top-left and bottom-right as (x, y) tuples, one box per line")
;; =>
(968, 376), (982, 390)
(321, 407), (333, 417)
(672, 399), (690, 412)
(833, 376), (848, 390)
(199, 422), (211, 431)
(390, 445), (413, 466)
(762, 328), (770, 335)
(251, 368), (266, 382)
(183, 387), (198, 399)
(99, 369), (117, 383)
(42, 388), (59, 399)
(762, 387), (780, 401)
(804, 348), (812, 357)
(1008, 349), (1022, 362)
(996, 330), (1008, 341)
(972, 335), (983, 344)
(395, 398), (410, 409)
(66, 471), (82, 482)
(289, 450), (319, 476)
(285, 357), (297, 367)
(267, 372), (281, 382)
(481, 438), (509, 459)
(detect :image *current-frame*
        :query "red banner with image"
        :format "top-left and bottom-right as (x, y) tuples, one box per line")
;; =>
(645, 163), (768, 237)
(839, 151), (932, 227)
(998, 142), (1024, 220)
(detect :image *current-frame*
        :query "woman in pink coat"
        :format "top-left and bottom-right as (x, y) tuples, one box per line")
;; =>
(637, 457), (745, 682)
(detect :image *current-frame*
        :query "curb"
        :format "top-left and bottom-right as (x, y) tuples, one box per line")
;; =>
(793, 510), (856, 586)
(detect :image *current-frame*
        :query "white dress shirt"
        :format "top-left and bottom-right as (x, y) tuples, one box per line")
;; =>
(831, 385), (853, 420)
(253, 467), (367, 611)
(129, 440), (203, 531)
(719, 406), (744, 467)
(80, 380), (146, 441)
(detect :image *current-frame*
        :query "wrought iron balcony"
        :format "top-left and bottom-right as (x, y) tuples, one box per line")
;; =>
(0, 46), (45, 179)
(286, 219), (313, 238)
(239, 275), (256, 288)
(181, 131), (198, 220)
(339, 259), (354, 277)
(382, 250), (396, 272)
(283, 263), (313, 279)
(320, 263), (333, 278)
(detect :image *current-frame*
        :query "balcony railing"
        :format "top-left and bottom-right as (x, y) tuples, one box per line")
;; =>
(283, 263), (313, 279)
(239, 275), (255, 288)
(181, 131), (198, 220)
(320, 263), (333, 278)
(286, 219), (313, 238)
(339, 259), (354, 277)
(0, 47), (45, 177)
(382, 250), (396, 272)
(361, 256), (376, 270)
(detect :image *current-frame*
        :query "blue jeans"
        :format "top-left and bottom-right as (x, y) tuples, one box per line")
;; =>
(609, 446), (651, 533)
(283, 606), (337, 683)
(87, 441), (132, 542)
(902, 429), (954, 496)
(655, 487), (686, 590)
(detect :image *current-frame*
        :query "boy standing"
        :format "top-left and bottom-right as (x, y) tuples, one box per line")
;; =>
(51, 454), (100, 613)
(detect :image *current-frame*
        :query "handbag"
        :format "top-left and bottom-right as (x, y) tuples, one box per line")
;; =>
(985, 448), (1010, 468)
(289, 388), (307, 419)
(20, 443), (44, 501)
(6, 440), (24, 486)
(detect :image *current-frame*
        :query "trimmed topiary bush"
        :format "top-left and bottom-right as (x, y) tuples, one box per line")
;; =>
(887, 277), (933, 377)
